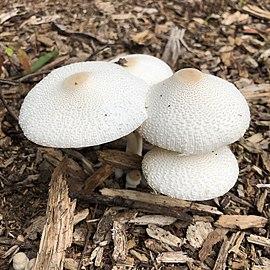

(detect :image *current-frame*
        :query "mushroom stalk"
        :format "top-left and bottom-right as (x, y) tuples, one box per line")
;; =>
(125, 130), (143, 188)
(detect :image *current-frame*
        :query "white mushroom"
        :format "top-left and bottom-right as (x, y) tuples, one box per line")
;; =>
(13, 252), (29, 270)
(111, 54), (173, 86)
(19, 61), (149, 148)
(125, 169), (142, 189)
(139, 68), (250, 155)
(142, 146), (239, 201)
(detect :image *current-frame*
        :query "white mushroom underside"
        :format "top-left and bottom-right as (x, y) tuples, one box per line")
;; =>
(142, 146), (239, 201)
(111, 54), (173, 86)
(19, 62), (148, 148)
(139, 71), (250, 155)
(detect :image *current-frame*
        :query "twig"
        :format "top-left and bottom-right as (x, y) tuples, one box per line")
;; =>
(71, 191), (193, 222)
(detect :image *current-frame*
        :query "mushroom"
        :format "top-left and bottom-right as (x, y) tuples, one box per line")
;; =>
(142, 146), (239, 201)
(139, 68), (250, 155)
(111, 54), (173, 86)
(19, 61), (149, 148)
(13, 252), (29, 270)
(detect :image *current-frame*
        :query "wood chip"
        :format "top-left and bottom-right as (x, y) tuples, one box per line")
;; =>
(213, 233), (239, 270)
(186, 222), (213, 248)
(146, 224), (182, 247)
(156, 251), (194, 263)
(129, 249), (148, 263)
(100, 188), (223, 215)
(199, 228), (229, 262)
(215, 215), (268, 230)
(247, 234), (270, 248)
(129, 215), (177, 226)
(256, 189), (268, 213)
(112, 219), (127, 262)
(97, 150), (142, 170)
(73, 208), (89, 226)
(33, 158), (76, 270)
(242, 4), (270, 20)
(82, 163), (114, 194)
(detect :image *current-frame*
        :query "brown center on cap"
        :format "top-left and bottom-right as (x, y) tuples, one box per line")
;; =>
(175, 68), (203, 84)
(62, 72), (91, 90)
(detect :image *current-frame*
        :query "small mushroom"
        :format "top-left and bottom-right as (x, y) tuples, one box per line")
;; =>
(19, 61), (149, 148)
(139, 68), (250, 155)
(111, 54), (173, 86)
(142, 146), (239, 201)
(13, 252), (29, 270)
(125, 169), (142, 189)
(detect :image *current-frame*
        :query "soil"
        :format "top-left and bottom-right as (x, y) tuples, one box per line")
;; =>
(0, 0), (269, 269)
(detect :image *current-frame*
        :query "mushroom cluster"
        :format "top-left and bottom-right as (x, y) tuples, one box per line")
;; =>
(140, 68), (250, 200)
(19, 55), (250, 201)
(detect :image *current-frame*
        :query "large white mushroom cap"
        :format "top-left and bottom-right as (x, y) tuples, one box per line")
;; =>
(139, 68), (250, 155)
(110, 54), (173, 86)
(19, 61), (148, 148)
(142, 146), (239, 201)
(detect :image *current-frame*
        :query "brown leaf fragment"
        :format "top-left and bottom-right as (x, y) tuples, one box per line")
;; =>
(156, 251), (194, 263)
(215, 215), (268, 230)
(37, 35), (55, 47)
(131, 30), (156, 46)
(186, 222), (213, 248)
(247, 234), (270, 248)
(222, 11), (249, 25)
(17, 49), (31, 73)
(199, 228), (229, 262)
(0, 10), (19, 24)
(242, 4), (270, 20)
(146, 224), (182, 247)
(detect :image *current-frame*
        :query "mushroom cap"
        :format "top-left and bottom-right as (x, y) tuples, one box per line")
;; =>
(142, 146), (239, 201)
(19, 61), (149, 148)
(110, 54), (173, 86)
(13, 252), (29, 270)
(139, 68), (250, 154)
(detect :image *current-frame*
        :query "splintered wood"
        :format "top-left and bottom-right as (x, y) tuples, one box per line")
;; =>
(215, 215), (268, 229)
(33, 158), (76, 270)
(100, 188), (222, 215)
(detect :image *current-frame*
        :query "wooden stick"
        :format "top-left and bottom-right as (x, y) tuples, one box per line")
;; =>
(33, 158), (76, 270)
(100, 188), (223, 215)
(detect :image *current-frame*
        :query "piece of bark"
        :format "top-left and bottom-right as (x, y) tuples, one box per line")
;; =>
(97, 150), (142, 170)
(256, 189), (268, 213)
(156, 251), (194, 263)
(228, 232), (246, 258)
(33, 158), (76, 270)
(129, 215), (177, 226)
(146, 224), (183, 247)
(186, 222), (213, 248)
(100, 188), (222, 215)
(247, 234), (270, 248)
(199, 228), (229, 262)
(112, 220), (127, 262)
(73, 208), (89, 226)
(72, 192), (192, 221)
(82, 163), (114, 194)
(213, 233), (239, 270)
(144, 239), (173, 254)
(215, 215), (268, 230)
(129, 249), (148, 263)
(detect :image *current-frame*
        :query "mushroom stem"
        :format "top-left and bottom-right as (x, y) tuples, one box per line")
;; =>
(125, 130), (143, 188)
(126, 131), (143, 156)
